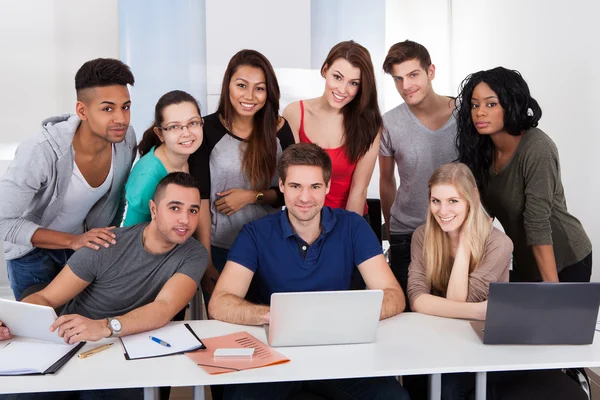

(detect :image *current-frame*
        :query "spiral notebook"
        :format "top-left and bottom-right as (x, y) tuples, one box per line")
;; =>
(0, 340), (84, 376)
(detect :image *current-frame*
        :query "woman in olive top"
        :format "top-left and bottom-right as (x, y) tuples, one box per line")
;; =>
(408, 163), (512, 320)
(456, 67), (592, 283)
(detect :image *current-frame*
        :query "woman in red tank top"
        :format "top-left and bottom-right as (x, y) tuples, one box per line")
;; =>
(281, 41), (382, 216)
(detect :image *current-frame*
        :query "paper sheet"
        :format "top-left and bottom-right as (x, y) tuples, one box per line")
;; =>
(120, 323), (204, 360)
(0, 341), (77, 375)
(185, 331), (289, 374)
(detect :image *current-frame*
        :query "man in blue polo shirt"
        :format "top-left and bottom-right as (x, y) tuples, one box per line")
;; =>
(209, 143), (408, 400)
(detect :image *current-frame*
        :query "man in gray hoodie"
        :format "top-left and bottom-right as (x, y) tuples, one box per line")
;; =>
(0, 58), (137, 301)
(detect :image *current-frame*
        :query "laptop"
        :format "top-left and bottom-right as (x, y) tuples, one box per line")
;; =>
(0, 298), (64, 344)
(471, 282), (600, 345)
(267, 290), (383, 347)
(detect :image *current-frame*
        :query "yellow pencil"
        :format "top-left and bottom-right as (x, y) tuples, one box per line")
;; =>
(78, 343), (114, 359)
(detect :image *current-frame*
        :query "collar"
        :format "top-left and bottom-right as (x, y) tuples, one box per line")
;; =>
(279, 206), (337, 239)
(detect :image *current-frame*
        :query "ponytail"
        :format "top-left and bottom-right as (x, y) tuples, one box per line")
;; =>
(138, 125), (162, 157)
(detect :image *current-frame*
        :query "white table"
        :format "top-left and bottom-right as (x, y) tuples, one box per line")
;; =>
(2, 313), (600, 400)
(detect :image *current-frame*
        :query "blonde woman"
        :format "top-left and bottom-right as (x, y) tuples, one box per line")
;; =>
(407, 162), (513, 320)
(408, 167), (585, 400)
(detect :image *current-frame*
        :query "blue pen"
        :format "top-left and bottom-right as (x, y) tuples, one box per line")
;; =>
(149, 336), (171, 347)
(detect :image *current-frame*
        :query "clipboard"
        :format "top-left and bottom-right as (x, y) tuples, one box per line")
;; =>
(121, 323), (205, 360)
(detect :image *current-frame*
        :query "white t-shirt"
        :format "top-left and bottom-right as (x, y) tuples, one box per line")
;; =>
(47, 147), (114, 234)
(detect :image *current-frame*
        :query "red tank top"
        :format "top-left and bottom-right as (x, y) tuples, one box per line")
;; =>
(298, 101), (368, 215)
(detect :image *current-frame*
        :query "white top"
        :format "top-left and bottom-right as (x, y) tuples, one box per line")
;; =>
(47, 146), (114, 234)
(1, 313), (599, 394)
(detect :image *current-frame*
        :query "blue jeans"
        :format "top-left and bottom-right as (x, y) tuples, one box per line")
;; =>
(224, 376), (409, 400)
(6, 248), (74, 301)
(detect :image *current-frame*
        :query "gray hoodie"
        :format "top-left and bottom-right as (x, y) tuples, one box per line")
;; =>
(0, 114), (137, 260)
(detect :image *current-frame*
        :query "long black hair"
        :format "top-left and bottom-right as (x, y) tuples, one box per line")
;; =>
(217, 50), (280, 190)
(455, 67), (542, 189)
(138, 90), (201, 157)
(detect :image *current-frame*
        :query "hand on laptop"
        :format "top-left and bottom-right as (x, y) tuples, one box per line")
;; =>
(50, 314), (111, 344)
(0, 320), (11, 340)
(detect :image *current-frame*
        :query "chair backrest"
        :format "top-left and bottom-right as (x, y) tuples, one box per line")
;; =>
(366, 198), (382, 244)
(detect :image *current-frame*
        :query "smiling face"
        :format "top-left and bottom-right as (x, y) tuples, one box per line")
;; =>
(228, 65), (267, 117)
(471, 82), (506, 135)
(429, 184), (469, 235)
(154, 102), (203, 156)
(77, 85), (131, 143)
(390, 59), (434, 106)
(279, 165), (330, 225)
(150, 183), (201, 246)
(322, 58), (361, 110)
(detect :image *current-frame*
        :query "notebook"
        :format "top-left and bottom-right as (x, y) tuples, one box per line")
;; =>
(0, 340), (84, 376)
(120, 323), (205, 360)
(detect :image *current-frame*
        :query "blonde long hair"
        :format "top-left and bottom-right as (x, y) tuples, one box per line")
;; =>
(424, 163), (493, 293)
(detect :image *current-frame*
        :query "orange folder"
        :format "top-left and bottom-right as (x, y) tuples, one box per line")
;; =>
(185, 331), (290, 374)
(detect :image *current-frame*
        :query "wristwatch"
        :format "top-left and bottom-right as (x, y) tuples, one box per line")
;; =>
(255, 191), (264, 204)
(107, 317), (122, 337)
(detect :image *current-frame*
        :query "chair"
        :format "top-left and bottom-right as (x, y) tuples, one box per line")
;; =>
(366, 198), (383, 244)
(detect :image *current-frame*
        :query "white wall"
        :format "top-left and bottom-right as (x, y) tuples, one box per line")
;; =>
(204, 0), (311, 113)
(0, 0), (120, 297)
(451, 0), (600, 281)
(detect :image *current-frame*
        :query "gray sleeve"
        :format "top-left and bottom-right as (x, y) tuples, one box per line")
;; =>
(522, 142), (559, 246)
(0, 139), (52, 246)
(65, 247), (105, 283)
(176, 243), (208, 287)
(379, 123), (394, 157)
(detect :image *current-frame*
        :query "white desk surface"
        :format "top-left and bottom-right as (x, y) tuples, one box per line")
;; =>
(2, 312), (600, 394)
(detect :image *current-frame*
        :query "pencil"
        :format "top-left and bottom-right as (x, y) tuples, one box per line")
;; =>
(78, 343), (114, 359)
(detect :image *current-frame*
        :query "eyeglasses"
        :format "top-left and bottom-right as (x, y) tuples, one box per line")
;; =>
(158, 119), (204, 133)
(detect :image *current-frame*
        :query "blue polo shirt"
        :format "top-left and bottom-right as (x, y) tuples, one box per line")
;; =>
(227, 207), (383, 305)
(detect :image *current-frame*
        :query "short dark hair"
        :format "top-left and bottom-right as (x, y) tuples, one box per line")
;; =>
(75, 58), (135, 96)
(153, 172), (200, 203)
(277, 143), (332, 185)
(383, 40), (432, 73)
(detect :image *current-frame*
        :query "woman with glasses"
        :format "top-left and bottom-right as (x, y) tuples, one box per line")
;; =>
(124, 90), (205, 227)
(188, 49), (292, 297)
(280, 40), (382, 218)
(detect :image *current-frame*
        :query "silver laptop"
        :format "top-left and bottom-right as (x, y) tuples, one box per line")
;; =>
(267, 290), (383, 347)
(471, 282), (600, 345)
